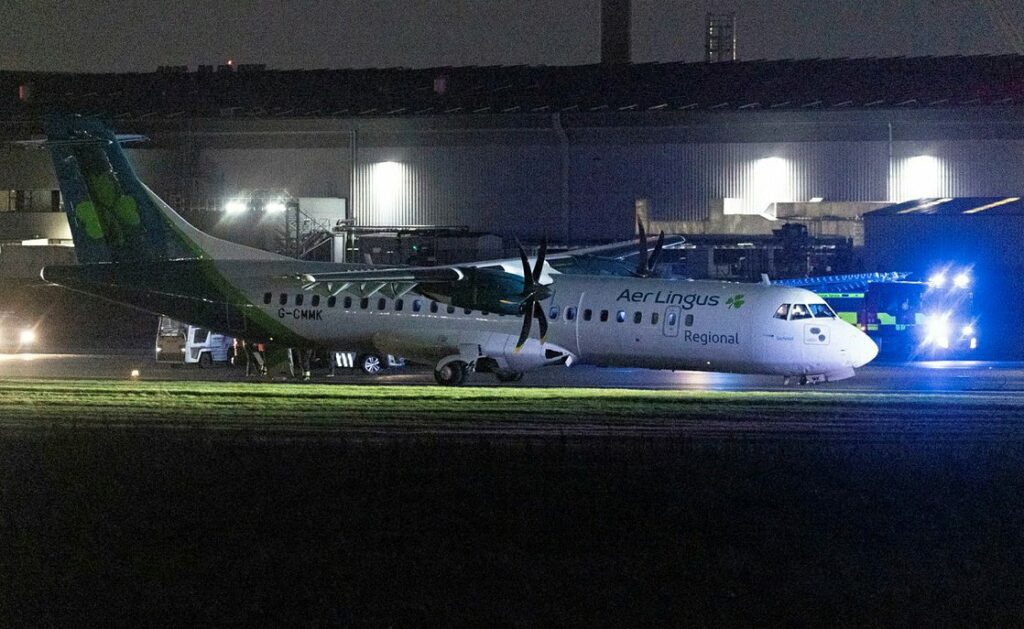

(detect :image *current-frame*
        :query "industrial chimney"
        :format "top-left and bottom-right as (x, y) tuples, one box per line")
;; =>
(601, 0), (631, 65)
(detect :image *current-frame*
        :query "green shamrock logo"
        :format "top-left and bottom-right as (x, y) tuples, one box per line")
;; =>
(726, 294), (745, 309)
(76, 172), (140, 245)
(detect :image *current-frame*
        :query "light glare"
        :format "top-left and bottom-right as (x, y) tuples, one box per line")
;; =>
(225, 199), (247, 214)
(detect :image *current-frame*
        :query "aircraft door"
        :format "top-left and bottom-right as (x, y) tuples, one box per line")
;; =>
(662, 306), (680, 337)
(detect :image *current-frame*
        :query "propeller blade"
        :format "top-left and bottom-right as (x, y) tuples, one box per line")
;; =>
(515, 238), (533, 291)
(648, 230), (666, 273)
(515, 299), (534, 351)
(534, 300), (548, 342)
(533, 237), (547, 283)
(636, 219), (649, 277)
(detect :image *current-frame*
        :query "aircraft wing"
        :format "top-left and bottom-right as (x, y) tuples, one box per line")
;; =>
(300, 266), (464, 285)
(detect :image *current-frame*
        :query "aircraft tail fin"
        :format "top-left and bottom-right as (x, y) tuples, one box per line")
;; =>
(44, 114), (286, 264)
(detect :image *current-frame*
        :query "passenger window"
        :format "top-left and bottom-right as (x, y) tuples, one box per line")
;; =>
(566, 307), (576, 321)
(616, 311), (626, 323)
(430, 302), (439, 313)
(651, 312), (659, 325)
(774, 304), (790, 319)
(295, 294), (303, 306)
(377, 298), (386, 310)
(192, 328), (210, 344)
(810, 303), (836, 318)
(311, 295), (320, 307)
(328, 296), (337, 308)
(412, 299), (422, 312)
(395, 299), (404, 311)
(446, 305), (455, 314)
(667, 313), (677, 326)
(633, 311), (642, 324)
(790, 304), (812, 320)
(279, 293), (288, 306)
(685, 314), (694, 327)
(344, 296), (352, 309)
(360, 298), (369, 310)
(583, 309), (592, 321)
(600, 310), (609, 322)
(549, 307), (559, 320)
(263, 292), (272, 305)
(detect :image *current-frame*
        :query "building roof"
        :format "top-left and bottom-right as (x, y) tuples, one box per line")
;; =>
(865, 197), (1024, 217)
(3, 54), (1024, 121)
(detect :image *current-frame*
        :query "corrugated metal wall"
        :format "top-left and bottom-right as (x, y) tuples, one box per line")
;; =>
(350, 137), (893, 241)
(889, 140), (1024, 200)
(353, 143), (561, 237)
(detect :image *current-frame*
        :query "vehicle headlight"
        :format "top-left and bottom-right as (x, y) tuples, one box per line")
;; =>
(924, 313), (950, 347)
(19, 329), (35, 344)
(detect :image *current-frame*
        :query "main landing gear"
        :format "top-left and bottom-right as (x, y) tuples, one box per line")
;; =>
(434, 360), (468, 386)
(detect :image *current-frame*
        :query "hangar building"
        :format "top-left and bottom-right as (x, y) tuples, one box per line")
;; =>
(2, 54), (1024, 253)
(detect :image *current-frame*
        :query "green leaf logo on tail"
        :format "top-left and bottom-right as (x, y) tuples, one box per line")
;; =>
(726, 294), (745, 309)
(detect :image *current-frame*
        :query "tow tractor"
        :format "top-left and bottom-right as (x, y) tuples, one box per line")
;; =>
(155, 316), (235, 367)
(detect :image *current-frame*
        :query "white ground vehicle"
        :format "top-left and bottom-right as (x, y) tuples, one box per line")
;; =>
(155, 316), (235, 367)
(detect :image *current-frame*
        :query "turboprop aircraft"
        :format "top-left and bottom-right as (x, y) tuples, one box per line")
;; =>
(38, 115), (877, 385)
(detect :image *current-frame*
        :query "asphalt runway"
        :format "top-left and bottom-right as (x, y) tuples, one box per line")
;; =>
(1, 351), (1023, 395)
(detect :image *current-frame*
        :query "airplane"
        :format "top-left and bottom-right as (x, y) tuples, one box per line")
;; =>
(37, 115), (878, 385)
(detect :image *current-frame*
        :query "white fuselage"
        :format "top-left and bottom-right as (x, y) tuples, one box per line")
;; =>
(224, 262), (878, 379)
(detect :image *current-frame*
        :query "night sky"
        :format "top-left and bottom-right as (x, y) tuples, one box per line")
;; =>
(3, 0), (1022, 73)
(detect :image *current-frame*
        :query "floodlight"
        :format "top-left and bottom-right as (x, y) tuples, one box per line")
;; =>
(224, 199), (247, 214)
(19, 329), (35, 344)
(265, 200), (286, 214)
(953, 272), (970, 289)
(927, 273), (946, 289)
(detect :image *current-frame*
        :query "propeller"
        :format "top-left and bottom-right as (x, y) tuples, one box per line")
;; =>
(513, 237), (552, 351)
(635, 219), (666, 278)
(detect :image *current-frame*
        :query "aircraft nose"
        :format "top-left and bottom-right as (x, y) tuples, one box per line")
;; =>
(849, 328), (879, 368)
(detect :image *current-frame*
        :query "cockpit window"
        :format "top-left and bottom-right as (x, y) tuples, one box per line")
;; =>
(789, 304), (813, 320)
(809, 303), (837, 319)
(773, 304), (790, 320)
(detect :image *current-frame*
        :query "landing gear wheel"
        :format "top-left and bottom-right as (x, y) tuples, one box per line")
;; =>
(495, 371), (524, 383)
(358, 354), (384, 375)
(198, 352), (213, 368)
(799, 375), (808, 386)
(434, 361), (468, 386)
